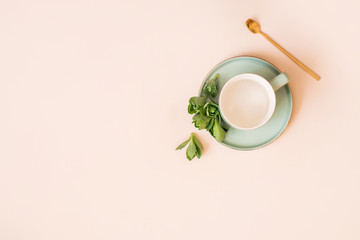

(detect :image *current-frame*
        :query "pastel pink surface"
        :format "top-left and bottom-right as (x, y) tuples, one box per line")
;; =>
(0, 0), (359, 239)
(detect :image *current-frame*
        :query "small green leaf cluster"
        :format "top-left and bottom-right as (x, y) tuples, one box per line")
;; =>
(176, 133), (202, 161)
(188, 74), (225, 142)
(176, 74), (226, 160)
(203, 74), (218, 98)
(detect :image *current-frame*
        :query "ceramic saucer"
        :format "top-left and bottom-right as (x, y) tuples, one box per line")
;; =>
(199, 56), (293, 150)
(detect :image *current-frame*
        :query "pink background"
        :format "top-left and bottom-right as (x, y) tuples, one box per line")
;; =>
(1, 0), (360, 239)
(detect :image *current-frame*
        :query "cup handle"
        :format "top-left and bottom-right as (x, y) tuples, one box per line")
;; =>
(268, 73), (289, 92)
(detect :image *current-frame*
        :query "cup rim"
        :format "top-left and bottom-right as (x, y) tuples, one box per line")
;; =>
(219, 73), (276, 130)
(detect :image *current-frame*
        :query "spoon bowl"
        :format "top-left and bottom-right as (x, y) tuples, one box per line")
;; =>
(246, 19), (261, 34)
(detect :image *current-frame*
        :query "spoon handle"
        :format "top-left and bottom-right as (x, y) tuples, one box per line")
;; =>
(260, 32), (321, 81)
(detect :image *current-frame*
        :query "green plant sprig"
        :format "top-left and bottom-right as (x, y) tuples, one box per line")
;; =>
(176, 133), (203, 161)
(176, 74), (227, 160)
(189, 74), (225, 142)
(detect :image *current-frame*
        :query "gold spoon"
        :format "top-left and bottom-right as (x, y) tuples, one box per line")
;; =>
(246, 18), (320, 81)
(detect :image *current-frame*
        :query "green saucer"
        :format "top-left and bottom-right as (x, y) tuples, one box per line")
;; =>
(199, 56), (293, 150)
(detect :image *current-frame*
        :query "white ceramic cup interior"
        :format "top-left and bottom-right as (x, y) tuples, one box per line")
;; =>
(219, 73), (276, 130)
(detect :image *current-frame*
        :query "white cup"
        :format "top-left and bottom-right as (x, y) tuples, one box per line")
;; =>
(219, 73), (288, 130)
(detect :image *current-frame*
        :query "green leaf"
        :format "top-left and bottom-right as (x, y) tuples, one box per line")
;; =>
(192, 96), (207, 106)
(199, 102), (209, 116)
(186, 139), (197, 160)
(188, 96), (207, 114)
(212, 118), (225, 142)
(192, 113), (211, 130)
(176, 137), (190, 150)
(206, 117), (215, 131)
(203, 74), (218, 98)
(188, 104), (196, 114)
(191, 133), (203, 159)
(178, 133), (204, 161)
(216, 114), (222, 123)
(199, 106), (206, 116)
(205, 102), (219, 117)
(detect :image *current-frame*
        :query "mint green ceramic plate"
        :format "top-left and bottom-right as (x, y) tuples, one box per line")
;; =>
(199, 56), (293, 150)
